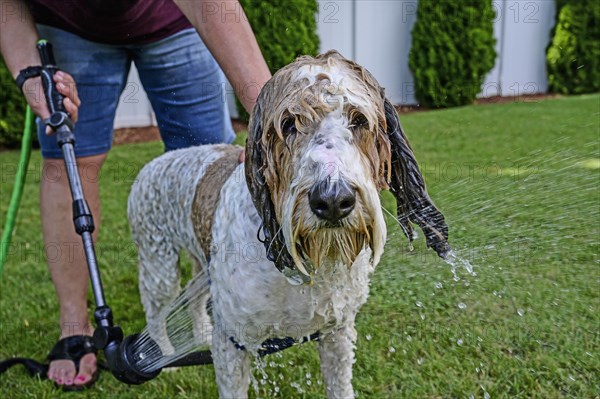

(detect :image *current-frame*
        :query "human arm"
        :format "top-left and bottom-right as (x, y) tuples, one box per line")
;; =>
(173, 0), (271, 113)
(0, 0), (80, 127)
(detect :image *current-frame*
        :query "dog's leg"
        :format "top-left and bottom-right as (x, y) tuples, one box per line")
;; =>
(212, 325), (251, 399)
(318, 323), (358, 399)
(138, 246), (181, 355)
(189, 256), (212, 346)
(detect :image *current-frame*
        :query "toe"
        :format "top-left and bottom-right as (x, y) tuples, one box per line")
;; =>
(64, 364), (76, 385)
(48, 359), (75, 386)
(74, 353), (97, 386)
(56, 365), (67, 385)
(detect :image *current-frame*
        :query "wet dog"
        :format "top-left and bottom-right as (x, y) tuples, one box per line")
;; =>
(129, 51), (449, 398)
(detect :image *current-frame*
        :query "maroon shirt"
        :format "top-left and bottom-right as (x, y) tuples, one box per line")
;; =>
(28, 0), (193, 45)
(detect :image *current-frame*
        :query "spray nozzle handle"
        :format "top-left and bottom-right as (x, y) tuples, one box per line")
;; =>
(35, 40), (73, 130)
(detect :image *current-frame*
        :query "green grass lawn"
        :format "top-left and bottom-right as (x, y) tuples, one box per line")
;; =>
(1, 94), (598, 398)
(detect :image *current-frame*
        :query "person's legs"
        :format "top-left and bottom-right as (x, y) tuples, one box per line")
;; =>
(133, 28), (235, 150)
(40, 154), (106, 386)
(35, 25), (130, 388)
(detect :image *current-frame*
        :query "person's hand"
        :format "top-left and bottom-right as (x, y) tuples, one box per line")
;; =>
(21, 70), (81, 134)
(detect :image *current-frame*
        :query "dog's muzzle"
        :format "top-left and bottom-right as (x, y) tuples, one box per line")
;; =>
(308, 177), (356, 223)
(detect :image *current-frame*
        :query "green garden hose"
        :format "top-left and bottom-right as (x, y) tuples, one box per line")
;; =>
(0, 105), (35, 278)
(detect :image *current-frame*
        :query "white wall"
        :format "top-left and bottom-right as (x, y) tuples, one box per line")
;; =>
(315, 0), (418, 104)
(352, 0), (418, 105)
(114, 0), (557, 128)
(114, 65), (155, 128)
(482, 0), (556, 97)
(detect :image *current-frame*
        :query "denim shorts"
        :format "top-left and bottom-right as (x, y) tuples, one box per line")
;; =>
(36, 25), (234, 159)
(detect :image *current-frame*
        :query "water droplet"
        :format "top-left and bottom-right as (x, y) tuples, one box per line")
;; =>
(444, 250), (476, 277)
(290, 382), (303, 393)
(517, 308), (525, 316)
(458, 302), (467, 309)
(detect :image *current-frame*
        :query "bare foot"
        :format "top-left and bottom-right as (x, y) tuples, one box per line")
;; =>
(47, 327), (98, 389)
(47, 352), (97, 387)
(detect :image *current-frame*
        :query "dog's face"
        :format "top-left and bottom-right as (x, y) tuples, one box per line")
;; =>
(246, 51), (450, 280)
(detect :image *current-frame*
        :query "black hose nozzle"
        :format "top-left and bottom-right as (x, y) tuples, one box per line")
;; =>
(102, 334), (162, 385)
(35, 40), (74, 134)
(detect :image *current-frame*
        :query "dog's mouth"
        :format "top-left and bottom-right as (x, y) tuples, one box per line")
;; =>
(320, 220), (346, 228)
(282, 186), (385, 277)
(293, 227), (372, 272)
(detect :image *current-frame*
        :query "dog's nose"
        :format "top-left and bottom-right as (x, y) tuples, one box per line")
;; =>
(309, 179), (356, 222)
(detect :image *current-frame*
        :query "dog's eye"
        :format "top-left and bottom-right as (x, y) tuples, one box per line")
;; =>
(282, 117), (297, 135)
(351, 114), (368, 128)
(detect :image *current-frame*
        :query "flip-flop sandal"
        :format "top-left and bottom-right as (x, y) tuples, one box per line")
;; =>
(47, 335), (99, 391)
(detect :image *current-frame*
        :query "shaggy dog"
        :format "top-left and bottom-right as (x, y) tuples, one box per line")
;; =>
(128, 50), (450, 398)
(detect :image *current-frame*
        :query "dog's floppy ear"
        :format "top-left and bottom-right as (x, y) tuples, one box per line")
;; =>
(384, 99), (451, 258)
(245, 101), (296, 273)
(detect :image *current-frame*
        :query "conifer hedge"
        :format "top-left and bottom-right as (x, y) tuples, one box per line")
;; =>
(546, 0), (600, 94)
(408, 1), (496, 108)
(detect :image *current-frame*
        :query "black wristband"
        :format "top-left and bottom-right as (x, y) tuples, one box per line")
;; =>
(15, 66), (43, 91)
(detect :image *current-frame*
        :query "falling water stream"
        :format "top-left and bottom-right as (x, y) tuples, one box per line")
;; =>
(129, 272), (213, 373)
